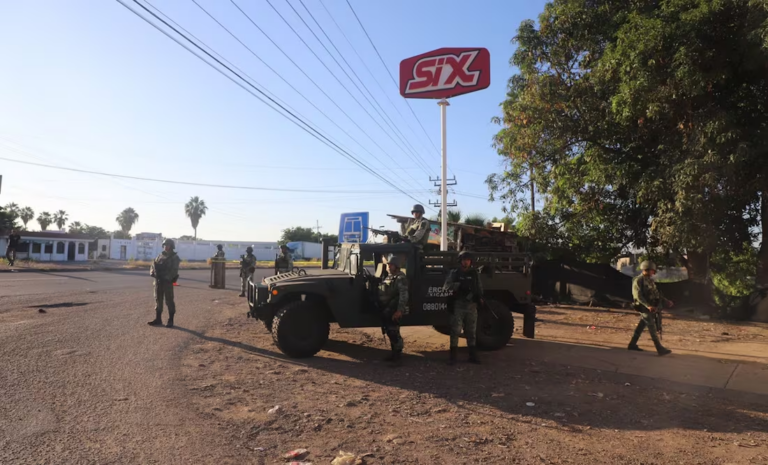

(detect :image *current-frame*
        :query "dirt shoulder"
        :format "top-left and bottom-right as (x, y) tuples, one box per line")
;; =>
(180, 299), (768, 464)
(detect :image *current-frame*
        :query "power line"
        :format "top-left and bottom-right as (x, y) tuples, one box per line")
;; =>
(290, 0), (433, 175)
(221, 0), (428, 193)
(0, 155), (435, 195)
(257, 0), (428, 186)
(317, 0), (439, 165)
(185, 0), (423, 193)
(116, 0), (430, 207)
(344, 0), (449, 173)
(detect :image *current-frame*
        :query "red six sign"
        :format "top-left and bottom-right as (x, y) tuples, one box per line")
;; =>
(399, 47), (490, 99)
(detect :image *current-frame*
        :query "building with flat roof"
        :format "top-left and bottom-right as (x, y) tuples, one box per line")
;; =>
(1, 231), (92, 262)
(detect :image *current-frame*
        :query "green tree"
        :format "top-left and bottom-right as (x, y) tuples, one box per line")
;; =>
(112, 230), (131, 240)
(463, 214), (489, 227)
(184, 196), (208, 240)
(0, 206), (19, 233)
(4, 203), (19, 217)
(491, 0), (768, 285)
(37, 212), (53, 231)
(279, 226), (337, 244)
(116, 207), (139, 235)
(53, 210), (68, 230)
(19, 207), (34, 229)
(69, 221), (84, 234)
(178, 235), (198, 241)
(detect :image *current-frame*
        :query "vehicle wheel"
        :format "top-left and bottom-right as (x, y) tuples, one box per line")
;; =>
(432, 324), (451, 336)
(271, 300), (329, 358)
(261, 318), (273, 333)
(476, 299), (514, 351)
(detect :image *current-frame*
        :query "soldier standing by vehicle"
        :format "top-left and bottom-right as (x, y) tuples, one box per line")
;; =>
(379, 254), (408, 363)
(404, 204), (430, 250)
(148, 239), (181, 328)
(628, 261), (673, 356)
(6, 229), (21, 266)
(443, 251), (483, 365)
(214, 244), (226, 260)
(275, 244), (293, 274)
(239, 246), (257, 297)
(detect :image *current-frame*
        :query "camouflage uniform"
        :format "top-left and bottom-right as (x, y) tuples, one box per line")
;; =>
(240, 252), (257, 296)
(379, 269), (409, 356)
(150, 250), (181, 325)
(630, 274), (671, 354)
(276, 249), (293, 274)
(405, 217), (431, 249)
(443, 267), (483, 349)
(214, 249), (226, 259)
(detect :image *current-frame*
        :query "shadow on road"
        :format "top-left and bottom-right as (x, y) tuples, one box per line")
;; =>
(173, 326), (299, 363)
(29, 271), (96, 282)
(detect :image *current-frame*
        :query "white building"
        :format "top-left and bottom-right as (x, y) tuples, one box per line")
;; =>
(1, 231), (92, 262)
(96, 235), (280, 261)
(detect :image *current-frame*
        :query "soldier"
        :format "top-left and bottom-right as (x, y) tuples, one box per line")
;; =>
(239, 246), (257, 297)
(404, 204), (430, 250)
(379, 254), (408, 363)
(214, 244), (226, 260)
(6, 229), (21, 266)
(443, 250), (483, 365)
(276, 244), (293, 274)
(148, 239), (181, 328)
(629, 261), (673, 356)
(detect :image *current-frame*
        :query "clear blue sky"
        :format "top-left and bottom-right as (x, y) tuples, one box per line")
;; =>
(0, 0), (547, 241)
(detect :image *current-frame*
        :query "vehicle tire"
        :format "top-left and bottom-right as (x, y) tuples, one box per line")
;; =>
(261, 318), (273, 333)
(271, 300), (330, 358)
(432, 324), (451, 336)
(476, 299), (514, 351)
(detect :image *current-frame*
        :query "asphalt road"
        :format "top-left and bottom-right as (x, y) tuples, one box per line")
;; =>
(0, 268), (275, 297)
(0, 268), (275, 463)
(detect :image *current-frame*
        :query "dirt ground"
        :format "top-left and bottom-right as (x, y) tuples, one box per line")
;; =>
(180, 300), (768, 465)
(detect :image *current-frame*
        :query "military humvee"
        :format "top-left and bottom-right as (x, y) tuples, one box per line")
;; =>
(247, 241), (536, 358)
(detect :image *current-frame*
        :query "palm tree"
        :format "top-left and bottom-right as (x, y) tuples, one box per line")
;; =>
(53, 210), (69, 230)
(436, 209), (462, 223)
(184, 196), (208, 240)
(4, 203), (19, 216)
(69, 221), (84, 234)
(37, 212), (53, 231)
(116, 207), (139, 235)
(19, 207), (34, 229)
(463, 213), (489, 227)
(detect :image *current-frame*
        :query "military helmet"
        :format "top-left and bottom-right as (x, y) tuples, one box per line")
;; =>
(280, 244), (289, 251)
(162, 238), (175, 249)
(386, 254), (401, 268)
(639, 260), (657, 272)
(411, 204), (425, 214)
(216, 244), (224, 250)
(246, 246), (254, 253)
(458, 250), (473, 262)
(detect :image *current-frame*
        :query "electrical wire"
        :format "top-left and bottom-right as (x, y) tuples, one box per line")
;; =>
(289, 0), (433, 175)
(256, 0), (429, 186)
(344, 0), (449, 174)
(116, 0), (431, 208)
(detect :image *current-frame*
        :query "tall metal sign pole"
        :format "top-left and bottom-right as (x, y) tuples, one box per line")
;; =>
(399, 47), (491, 250)
(438, 99), (449, 250)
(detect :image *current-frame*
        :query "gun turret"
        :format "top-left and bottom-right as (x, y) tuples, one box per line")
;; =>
(368, 227), (406, 244)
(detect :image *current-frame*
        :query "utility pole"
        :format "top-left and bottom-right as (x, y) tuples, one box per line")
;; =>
(530, 163), (535, 213)
(315, 220), (322, 241)
(438, 99), (450, 251)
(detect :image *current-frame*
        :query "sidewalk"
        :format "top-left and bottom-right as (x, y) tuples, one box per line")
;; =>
(512, 337), (768, 396)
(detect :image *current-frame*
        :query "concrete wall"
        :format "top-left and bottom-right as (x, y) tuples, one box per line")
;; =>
(97, 238), (278, 261)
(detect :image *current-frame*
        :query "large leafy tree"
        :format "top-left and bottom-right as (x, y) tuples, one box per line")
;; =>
(37, 212), (53, 231)
(116, 207), (139, 235)
(491, 0), (768, 285)
(19, 207), (34, 229)
(0, 206), (19, 233)
(184, 196), (208, 240)
(53, 210), (68, 230)
(279, 226), (337, 244)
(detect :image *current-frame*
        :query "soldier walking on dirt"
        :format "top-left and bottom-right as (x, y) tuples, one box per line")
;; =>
(404, 204), (430, 250)
(6, 229), (21, 266)
(239, 246), (257, 297)
(443, 251), (483, 365)
(148, 239), (181, 328)
(379, 254), (408, 363)
(628, 261), (673, 356)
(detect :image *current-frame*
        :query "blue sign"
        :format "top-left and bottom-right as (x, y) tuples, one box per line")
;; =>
(339, 212), (369, 243)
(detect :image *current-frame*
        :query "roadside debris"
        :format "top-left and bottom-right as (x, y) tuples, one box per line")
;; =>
(526, 402), (536, 407)
(268, 405), (282, 415)
(38, 308), (46, 313)
(283, 449), (309, 460)
(331, 451), (372, 465)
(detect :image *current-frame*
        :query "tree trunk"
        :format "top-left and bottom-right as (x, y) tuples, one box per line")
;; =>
(194, 227), (197, 241)
(757, 191), (768, 287)
(679, 250), (712, 285)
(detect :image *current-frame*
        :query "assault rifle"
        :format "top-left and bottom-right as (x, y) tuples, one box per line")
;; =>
(368, 227), (406, 244)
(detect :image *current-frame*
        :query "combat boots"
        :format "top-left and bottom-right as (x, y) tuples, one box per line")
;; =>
(468, 346), (481, 364)
(384, 349), (402, 363)
(448, 347), (457, 365)
(627, 344), (644, 351)
(166, 314), (175, 328)
(147, 311), (163, 326)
